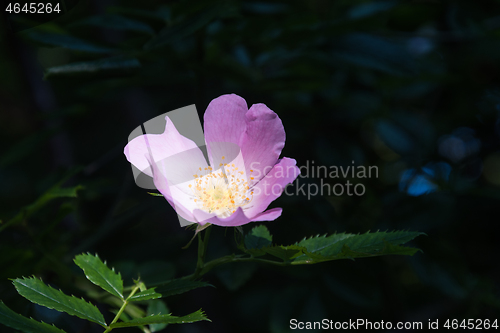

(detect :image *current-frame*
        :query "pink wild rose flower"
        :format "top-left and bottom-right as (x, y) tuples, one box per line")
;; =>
(124, 94), (300, 227)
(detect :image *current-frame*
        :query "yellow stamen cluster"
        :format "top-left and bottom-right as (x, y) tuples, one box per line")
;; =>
(189, 157), (254, 218)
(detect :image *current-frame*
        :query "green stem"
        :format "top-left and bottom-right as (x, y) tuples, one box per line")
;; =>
(103, 284), (141, 333)
(185, 254), (286, 280)
(193, 226), (212, 279)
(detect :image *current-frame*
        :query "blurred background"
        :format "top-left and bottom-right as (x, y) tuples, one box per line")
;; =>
(1, 0), (500, 332)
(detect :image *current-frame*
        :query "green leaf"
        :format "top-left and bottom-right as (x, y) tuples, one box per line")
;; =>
(147, 192), (164, 197)
(292, 231), (424, 264)
(12, 277), (106, 327)
(74, 253), (124, 300)
(27, 32), (115, 53)
(144, 5), (226, 50)
(45, 57), (141, 78)
(110, 309), (209, 328)
(262, 245), (308, 261)
(297, 233), (356, 253)
(129, 288), (161, 302)
(130, 280), (212, 302)
(147, 300), (170, 332)
(244, 225), (273, 250)
(341, 241), (421, 258)
(0, 301), (66, 333)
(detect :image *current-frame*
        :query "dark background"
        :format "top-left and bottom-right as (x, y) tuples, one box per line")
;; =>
(1, 0), (500, 332)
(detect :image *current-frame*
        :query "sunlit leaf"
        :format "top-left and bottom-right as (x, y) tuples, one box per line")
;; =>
(74, 253), (124, 299)
(12, 277), (106, 327)
(147, 192), (164, 197)
(292, 231), (424, 264)
(110, 309), (209, 328)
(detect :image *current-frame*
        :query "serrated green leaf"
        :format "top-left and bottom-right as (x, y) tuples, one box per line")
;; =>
(110, 309), (209, 328)
(130, 280), (212, 302)
(244, 225), (272, 251)
(297, 233), (355, 253)
(0, 301), (66, 333)
(74, 253), (124, 299)
(147, 300), (170, 332)
(324, 231), (423, 257)
(12, 277), (106, 327)
(334, 241), (421, 261)
(45, 57), (141, 78)
(262, 245), (308, 261)
(129, 288), (161, 302)
(27, 32), (115, 53)
(292, 231), (424, 264)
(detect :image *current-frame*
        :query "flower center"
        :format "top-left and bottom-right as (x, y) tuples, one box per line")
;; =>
(189, 158), (254, 218)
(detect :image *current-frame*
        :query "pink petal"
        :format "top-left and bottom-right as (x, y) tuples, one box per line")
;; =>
(250, 207), (283, 221)
(193, 207), (283, 227)
(240, 103), (285, 186)
(125, 117), (210, 223)
(203, 94), (248, 166)
(124, 117), (202, 177)
(244, 157), (300, 218)
(148, 154), (197, 223)
(203, 95), (286, 186)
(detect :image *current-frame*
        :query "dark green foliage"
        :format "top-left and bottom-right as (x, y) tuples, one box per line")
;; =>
(244, 225), (273, 251)
(0, 302), (66, 333)
(0, 254), (209, 332)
